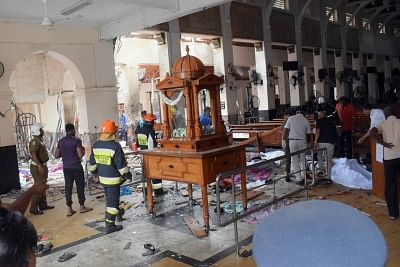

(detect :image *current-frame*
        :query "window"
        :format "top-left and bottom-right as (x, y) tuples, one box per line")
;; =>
(325, 6), (336, 22)
(378, 22), (386, 34)
(362, 18), (370, 30)
(273, 0), (287, 10)
(345, 13), (355, 27)
(394, 28), (400, 38)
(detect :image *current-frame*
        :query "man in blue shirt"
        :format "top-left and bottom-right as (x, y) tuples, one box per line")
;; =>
(56, 123), (92, 217)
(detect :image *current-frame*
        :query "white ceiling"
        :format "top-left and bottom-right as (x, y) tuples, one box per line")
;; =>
(0, 0), (231, 39)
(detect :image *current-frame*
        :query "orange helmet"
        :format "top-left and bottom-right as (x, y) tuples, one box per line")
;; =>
(143, 114), (156, 123)
(101, 120), (118, 133)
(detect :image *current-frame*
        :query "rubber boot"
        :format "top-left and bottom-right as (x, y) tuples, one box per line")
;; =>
(105, 222), (123, 234)
(105, 213), (123, 234)
(116, 208), (125, 222)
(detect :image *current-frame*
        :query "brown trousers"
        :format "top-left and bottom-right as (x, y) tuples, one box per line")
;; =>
(30, 164), (48, 211)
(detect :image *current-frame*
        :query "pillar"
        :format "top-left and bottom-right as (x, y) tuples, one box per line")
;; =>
(158, 20), (181, 78)
(254, 44), (275, 120)
(313, 48), (330, 100)
(384, 56), (392, 90)
(76, 87), (119, 134)
(352, 52), (362, 95)
(287, 46), (305, 107)
(334, 50), (345, 98)
(393, 56), (400, 69)
(303, 66), (312, 101)
(367, 54), (378, 103)
(213, 3), (237, 123)
(277, 66), (290, 105)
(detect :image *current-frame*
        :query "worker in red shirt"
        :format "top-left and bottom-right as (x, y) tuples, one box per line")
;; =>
(335, 97), (355, 158)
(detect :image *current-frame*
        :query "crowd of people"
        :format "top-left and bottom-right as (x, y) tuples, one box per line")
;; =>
(282, 97), (400, 221)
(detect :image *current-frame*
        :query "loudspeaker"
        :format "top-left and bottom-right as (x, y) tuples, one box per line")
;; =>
(210, 38), (221, 48)
(314, 48), (320, 56)
(254, 42), (263, 51)
(318, 69), (327, 81)
(154, 32), (166, 45)
(287, 45), (295, 54)
(282, 61), (298, 71)
(366, 66), (377, 73)
(335, 50), (341, 57)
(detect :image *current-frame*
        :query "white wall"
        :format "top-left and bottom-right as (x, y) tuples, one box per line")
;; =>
(233, 45), (255, 67)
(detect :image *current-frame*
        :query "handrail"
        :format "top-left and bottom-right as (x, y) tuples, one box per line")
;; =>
(215, 146), (328, 256)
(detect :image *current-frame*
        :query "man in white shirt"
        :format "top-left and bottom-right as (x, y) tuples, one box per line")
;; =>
(358, 103), (385, 144)
(282, 109), (312, 185)
(370, 105), (400, 220)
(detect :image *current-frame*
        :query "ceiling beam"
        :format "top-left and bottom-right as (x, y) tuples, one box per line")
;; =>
(346, 0), (374, 7)
(117, 0), (179, 10)
(99, 0), (231, 40)
(346, 1), (370, 26)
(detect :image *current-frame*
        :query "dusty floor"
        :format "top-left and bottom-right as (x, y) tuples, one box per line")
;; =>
(17, 175), (398, 267)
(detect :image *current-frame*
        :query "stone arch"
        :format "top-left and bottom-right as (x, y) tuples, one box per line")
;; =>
(9, 50), (85, 103)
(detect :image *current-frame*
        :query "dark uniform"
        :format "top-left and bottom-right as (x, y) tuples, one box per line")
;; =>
(29, 136), (50, 213)
(88, 139), (131, 233)
(136, 121), (163, 195)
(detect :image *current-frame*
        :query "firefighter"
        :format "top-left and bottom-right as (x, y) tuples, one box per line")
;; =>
(136, 114), (164, 196)
(88, 120), (132, 234)
(29, 123), (54, 215)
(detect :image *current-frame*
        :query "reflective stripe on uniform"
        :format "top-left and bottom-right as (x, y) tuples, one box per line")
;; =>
(106, 207), (119, 215)
(99, 176), (122, 185)
(153, 183), (162, 190)
(88, 164), (97, 172)
(105, 219), (114, 223)
(119, 166), (129, 175)
(137, 134), (148, 146)
(93, 148), (115, 165)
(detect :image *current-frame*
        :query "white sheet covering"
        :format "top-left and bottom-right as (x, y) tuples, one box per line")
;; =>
(331, 158), (372, 189)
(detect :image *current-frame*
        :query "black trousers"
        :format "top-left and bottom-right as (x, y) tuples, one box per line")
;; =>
(64, 167), (86, 207)
(383, 158), (400, 218)
(339, 130), (352, 159)
(104, 185), (121, 223)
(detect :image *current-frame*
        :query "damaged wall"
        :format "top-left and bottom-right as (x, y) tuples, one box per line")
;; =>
(0, 21), (117, 147)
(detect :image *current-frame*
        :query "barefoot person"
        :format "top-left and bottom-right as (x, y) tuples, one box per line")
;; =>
(56, 123), (92, 216)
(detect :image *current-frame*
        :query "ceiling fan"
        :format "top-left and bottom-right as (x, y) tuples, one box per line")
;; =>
(40, 0), (89, 30)
(41, 0), (55, 30)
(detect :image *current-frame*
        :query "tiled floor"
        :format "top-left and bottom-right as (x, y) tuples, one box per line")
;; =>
(26, 179), (400, 267)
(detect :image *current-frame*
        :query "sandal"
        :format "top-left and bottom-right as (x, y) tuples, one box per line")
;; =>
(58, 252), (77, 262)
(67, 210), (76, 217)
(80, 207), (93, 214)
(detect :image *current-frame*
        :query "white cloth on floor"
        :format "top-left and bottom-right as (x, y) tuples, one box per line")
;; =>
(331, 158), (372, 189)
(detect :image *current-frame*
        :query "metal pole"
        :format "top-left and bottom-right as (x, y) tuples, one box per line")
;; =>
(232, 173), (240, 256)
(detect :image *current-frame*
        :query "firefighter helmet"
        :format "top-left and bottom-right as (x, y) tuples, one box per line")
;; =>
(101, 120), (118, 133)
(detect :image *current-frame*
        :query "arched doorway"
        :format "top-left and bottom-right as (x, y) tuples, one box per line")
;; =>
(9, 51), (85, 160)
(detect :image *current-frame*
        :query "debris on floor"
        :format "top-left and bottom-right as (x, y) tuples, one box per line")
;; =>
(57, 252), (77, 262)
(124, 242), (131, 250)
(242, 200), (289, 224)
(120, 186), (132, 196)
(220, 201), (249, 214)
(142, 243), (160, 256)
(183, 215), (208, 238)
(36, 241), (53, 255)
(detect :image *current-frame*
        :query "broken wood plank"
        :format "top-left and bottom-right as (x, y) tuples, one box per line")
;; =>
(183, 215), (207, 238)
(180, 189), (189, 197)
